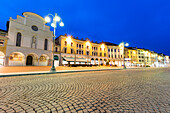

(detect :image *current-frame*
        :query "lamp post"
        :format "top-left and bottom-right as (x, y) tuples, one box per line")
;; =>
(119, 42), (129, 69)
(45, 13), (64, 72)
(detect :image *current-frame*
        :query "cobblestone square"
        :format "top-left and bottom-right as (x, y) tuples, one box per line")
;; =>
(0, 68), (170, 113)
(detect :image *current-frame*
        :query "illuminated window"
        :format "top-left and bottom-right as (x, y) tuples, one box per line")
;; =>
(71, 42), (73, 47)
(87, 46), (89, 49)
(104, 53), (106, 57)
(9, 53), (24, 61)
(65, 41), (67, 46)
(0, 39), (4, 46)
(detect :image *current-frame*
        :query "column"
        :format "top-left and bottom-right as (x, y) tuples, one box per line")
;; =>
(4, 56), (9, 66)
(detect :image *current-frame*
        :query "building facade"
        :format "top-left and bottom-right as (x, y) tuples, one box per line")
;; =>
(3, 12), (53, 66)
(0, 30), (8, 66)
(54, 35), (126, 66)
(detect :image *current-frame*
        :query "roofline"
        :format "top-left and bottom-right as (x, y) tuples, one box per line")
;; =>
(22, 12), (45, 21)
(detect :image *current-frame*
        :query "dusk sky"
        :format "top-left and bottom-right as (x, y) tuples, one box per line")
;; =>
(0, 0), (170, 55)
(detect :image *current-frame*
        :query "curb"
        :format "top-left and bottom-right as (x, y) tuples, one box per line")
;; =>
(0, 68), (123, 78)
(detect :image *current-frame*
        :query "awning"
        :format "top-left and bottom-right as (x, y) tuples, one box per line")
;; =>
(63, 57), (87, 62)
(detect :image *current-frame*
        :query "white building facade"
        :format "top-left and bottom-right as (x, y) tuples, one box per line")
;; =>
(5, 12), (53, 66)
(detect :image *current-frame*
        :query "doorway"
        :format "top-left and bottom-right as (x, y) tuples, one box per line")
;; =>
(26, 56), (33, 66)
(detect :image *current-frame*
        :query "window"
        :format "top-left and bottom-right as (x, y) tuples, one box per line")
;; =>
(55, 47), (58, 52)
(92, 52), (94, 56)
(79, 50), (81, 54)
(112, 55), (113, 58)
(31, 25), (38, 31)
(16, 32), (22, 47)
(71, 42), (73, 47)
(71, 48), (74, 54)
(86, 51), (89, 55)
(104, 48), (105, 51)
(111, 49), (113, 52)
(115, 55), (116, 58)
(64, 48), (67, 53)
(77, 44), (78, 47)
(139, 60), (141, 62)
(96, 47), (98, 50)
(87, 46), (89, 49)
(104, 53), (106, 57)
(118, 55), (120, 58)
(44, 39), (48, 50)
(0, 39), (4, 46)
(96, 52), (98, 56)
(100, 53), (102, 56)
(118, 49), (119, 52)
(82, 50), (83, 55)
(121, 55), (122, 58)
(79, 44), (81, 48)
(65, 41), (67, 46)
(77, 50), (78, 54)
(94, 47), (95, 50)
(108, 49), (110, 52)
(92, 46), (94, 50)
(100, 48), (102, 51)
(109, 54), (110, 58)
(114, 49), (116, 52)
(82, 45), (83, 48)
(31, 36), (36, 48)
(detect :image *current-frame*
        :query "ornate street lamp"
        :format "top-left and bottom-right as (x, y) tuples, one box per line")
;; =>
(119, 42), (129, 69)
(45, 13), (64, 71)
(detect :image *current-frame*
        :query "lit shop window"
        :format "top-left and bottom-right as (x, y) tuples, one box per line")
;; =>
(9, 53), (24, 61)
(0, 39), (4, 46)
(39, 56), (47, 61)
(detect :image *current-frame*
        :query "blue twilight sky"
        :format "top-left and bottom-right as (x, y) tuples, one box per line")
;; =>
(0, 0), (170, 55)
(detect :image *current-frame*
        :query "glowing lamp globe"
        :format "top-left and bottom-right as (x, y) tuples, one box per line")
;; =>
(45, 16), (51, 23)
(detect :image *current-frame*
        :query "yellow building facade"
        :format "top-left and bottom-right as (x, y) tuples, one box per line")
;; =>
(54, 35), (124, 66)
(125, 47), (138, 66)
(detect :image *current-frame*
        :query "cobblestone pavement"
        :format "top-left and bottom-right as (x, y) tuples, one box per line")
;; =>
(0, 68), (169, 113)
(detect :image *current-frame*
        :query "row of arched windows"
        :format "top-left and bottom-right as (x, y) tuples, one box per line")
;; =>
(16, 32), (48, 50)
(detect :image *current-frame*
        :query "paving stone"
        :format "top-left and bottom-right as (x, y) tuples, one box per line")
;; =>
(0, 68), (169, 113)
